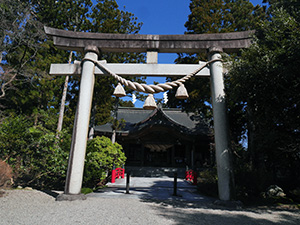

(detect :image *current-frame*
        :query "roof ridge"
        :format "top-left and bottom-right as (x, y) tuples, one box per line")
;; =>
(118, 107), (183, 111)
(135, 107), (186, 129)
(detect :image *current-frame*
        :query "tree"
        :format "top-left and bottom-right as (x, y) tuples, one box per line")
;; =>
(167, 0), (265, 116)
(0, 0), (72, 188)
(227, 7), (300, 192)
(1, 0), (144, 126)
(86, 0), (145, 126)
(0, 0), (71, 128)
(0, 0), (144, 188)
(30, 0), (93, 135)
(32, 0), (145, 127)
(185, 0), (265, 34)
(263, 0), (300, 22)
(31, 0), (92, 31)
(0, 0), (46, 101)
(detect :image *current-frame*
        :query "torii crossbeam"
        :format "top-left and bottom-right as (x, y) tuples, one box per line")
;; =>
(45, 26), (253, 201)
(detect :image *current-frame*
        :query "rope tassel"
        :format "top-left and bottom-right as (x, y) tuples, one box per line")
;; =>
(113, 83), (126, 97)
(143, 94), (157, 110)
(175, 84), (189, 99)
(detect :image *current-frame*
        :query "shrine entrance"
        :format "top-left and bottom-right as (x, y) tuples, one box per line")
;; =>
(144, 148), (170, 167)
(95, 107), (213, 169)
(45, 26), (253, 201)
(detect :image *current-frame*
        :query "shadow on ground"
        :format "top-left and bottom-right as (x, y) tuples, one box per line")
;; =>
(38, 189), (60, 198)
(37, 178), (300, 225)
(147, 203), (300, 225)
(134, 180), (300, 225)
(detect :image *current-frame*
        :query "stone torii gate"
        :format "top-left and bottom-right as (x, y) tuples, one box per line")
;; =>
(45, 27), (253, 201)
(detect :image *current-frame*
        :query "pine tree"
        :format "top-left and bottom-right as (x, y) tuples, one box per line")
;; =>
(0, 0), (46, 101)
(227, 7), (300, 192)
(0, 0), (145, 188)
(167, 0), (265, 115)
(263, 0), (300, 22)
(1, 0), (144, 128)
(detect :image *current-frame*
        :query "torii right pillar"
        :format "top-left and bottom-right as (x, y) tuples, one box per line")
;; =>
(208, 47), (233, 201)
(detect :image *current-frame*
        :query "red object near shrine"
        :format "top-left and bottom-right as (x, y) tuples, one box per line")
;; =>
(185, 169), (197, 185)
(111, 168), (125, 183)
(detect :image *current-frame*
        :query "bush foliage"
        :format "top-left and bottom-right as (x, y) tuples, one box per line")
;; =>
(0, 114), (70, 189)
(0, 115), (126, 190)
(83, 136), (126, 188)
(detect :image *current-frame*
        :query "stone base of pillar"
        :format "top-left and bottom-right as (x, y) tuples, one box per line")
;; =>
(56, 193), (87, 201)
(213, 200), (243, 209)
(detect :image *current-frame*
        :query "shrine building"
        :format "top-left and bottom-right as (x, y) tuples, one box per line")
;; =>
(94, 106), (214, 171)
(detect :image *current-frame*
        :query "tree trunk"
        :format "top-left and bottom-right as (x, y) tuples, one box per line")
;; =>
(247, 106), (257, 170)
(56, 51), (72, 138)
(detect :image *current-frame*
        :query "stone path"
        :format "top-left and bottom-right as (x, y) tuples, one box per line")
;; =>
(89, 176), (215, 203)
(1, 177), (300, 225)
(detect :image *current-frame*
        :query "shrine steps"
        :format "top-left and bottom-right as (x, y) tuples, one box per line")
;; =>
(125, 166), (186, 178)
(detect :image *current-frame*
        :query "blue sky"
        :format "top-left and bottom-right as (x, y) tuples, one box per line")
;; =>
(113, 0), (264, 107)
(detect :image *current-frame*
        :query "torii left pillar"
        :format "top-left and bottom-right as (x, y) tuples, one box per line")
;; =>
(57, 46), (99, 201)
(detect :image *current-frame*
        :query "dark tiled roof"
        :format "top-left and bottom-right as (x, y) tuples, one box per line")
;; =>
(94, 107), (210, 136)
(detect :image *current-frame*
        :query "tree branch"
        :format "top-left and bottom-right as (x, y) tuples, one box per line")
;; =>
(0, 71), (17, 99)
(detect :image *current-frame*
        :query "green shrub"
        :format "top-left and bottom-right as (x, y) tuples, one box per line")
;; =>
(83, 136), (126, 188)
(24, 126), (69, 189)
(81, 187), (93, 195)
(0, 115), (70, 189)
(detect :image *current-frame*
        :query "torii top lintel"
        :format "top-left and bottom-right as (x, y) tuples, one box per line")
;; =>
(44, 27), (254, 54)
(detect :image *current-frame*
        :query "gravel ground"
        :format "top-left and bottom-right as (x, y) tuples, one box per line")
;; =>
(0, 189), (300, 225)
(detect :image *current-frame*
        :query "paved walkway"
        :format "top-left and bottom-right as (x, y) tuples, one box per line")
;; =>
(89, 176), (215, 204)
(1, 178), (300, 225)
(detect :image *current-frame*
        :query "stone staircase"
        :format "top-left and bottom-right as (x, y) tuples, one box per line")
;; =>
(125, 166), (186, 178)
